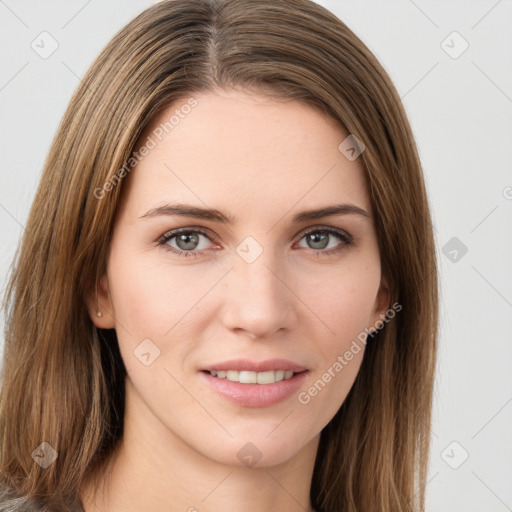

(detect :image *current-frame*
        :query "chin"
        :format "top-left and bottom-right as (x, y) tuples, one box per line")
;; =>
(195, 430), (314, 469)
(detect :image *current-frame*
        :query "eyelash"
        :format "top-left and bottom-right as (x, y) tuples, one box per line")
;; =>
(156, 226), (354, 258)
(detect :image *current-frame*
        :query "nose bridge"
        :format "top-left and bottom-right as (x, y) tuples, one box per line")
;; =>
(222, 239), (295, 337)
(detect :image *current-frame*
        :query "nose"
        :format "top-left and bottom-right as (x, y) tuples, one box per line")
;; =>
(220, 249), (298, 339)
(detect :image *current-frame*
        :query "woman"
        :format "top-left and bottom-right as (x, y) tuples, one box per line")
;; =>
(0, 0), (438, 511)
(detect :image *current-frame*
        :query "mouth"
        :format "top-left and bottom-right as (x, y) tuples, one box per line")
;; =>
(199, 358), (309, 408)
(200, 358), (308, 384)
(203, 369), (301, 384)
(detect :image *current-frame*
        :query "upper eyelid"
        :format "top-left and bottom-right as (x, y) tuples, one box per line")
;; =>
(296, 225), (351, 238)
(159, 226), (216, 243)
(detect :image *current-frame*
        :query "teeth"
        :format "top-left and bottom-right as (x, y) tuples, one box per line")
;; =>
(209, 369), (297, 384)
(240, 371), (257, 384)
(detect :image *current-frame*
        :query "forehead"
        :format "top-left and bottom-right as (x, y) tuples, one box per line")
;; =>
(123, 89), (371, 221)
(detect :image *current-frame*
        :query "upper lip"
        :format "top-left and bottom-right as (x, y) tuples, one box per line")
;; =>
(201, 358), (308, 373)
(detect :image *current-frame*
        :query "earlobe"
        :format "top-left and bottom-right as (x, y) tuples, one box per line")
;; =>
(87, 274), (116, 329)
(369, 275), (391, 334)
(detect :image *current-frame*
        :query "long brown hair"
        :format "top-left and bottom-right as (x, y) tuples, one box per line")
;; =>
(0, 1), (438, 510)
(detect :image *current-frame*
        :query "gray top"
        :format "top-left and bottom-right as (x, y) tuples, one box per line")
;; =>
(0, 484), (85, 512)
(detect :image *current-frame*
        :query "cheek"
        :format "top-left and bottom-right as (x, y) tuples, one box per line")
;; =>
(106, 245), (225, 380)
(107, 246), (214, 337)
(301, 260), (381, 348)
(109, 259), (166, 333)
(295, 269), (376, 427)
(106, 252), (193, 401)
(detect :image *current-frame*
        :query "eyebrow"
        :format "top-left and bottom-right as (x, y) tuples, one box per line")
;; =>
(140, 202), (370, 223)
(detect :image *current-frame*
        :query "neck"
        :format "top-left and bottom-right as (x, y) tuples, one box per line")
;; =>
(79, 379), (319, 512)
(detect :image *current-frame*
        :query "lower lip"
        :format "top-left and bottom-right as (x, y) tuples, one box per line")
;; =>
(199, 370), (309, 408)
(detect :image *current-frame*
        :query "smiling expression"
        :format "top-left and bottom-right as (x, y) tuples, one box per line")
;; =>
(91, 87), (390, 467)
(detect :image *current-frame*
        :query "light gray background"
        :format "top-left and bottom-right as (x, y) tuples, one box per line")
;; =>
(1, 1), (511, 510)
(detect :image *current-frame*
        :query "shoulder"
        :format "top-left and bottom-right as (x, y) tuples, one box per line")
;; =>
(0, 483), (84, 512)
(0, 483), (46, 512)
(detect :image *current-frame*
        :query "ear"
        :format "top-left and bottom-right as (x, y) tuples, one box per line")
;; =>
(368, 274), (391, 334)
(86, 274), (116, 329)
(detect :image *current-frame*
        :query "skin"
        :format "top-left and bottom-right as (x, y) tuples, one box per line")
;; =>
(82, 88), (390, 512)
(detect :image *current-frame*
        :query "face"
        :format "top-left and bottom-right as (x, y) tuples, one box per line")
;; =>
(91, 88), (390, 467)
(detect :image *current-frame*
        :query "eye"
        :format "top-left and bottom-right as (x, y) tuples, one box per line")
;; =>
(156, 226), (354, 258)
(157, 228), (217, 258)
(295, 227), (353, 255)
